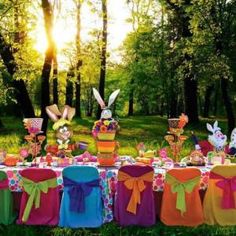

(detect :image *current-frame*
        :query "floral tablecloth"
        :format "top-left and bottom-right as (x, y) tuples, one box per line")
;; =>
(2, 165), (211, 223)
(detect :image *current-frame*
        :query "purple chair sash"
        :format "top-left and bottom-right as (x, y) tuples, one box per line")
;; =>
(210, 172), (236, 209)
(63, 176), (100, 213)
(0, 178), (8, 190)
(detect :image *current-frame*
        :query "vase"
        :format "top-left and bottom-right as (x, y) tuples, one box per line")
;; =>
(168, 118), (180, 128)
(97, 152), (116, 166)
(97, 131), (116, 141)
(96, 141), (117, 153)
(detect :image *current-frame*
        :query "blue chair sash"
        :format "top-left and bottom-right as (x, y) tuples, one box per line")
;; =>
(63, 176), (100, 213)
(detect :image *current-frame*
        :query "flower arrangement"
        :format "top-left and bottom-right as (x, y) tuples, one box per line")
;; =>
(92, 118), (119, 138)
(23, 118), (46, 161)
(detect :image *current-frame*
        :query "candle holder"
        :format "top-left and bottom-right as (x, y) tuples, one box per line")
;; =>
(164, 114), (188, 162)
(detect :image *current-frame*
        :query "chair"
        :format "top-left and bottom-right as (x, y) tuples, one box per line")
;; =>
(59, 166), (103, 228)
(114, 165), (155, 226)
(17, 168), (59, 225)
(204, 165), (236, 225)
(160, 168), (203, 226)
(0, 171), (16, 224)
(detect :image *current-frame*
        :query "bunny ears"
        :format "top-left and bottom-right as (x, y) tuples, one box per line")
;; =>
(206, 121), (221, 133)
(92, 88), (120, 109)
(46, 104), (75, 130)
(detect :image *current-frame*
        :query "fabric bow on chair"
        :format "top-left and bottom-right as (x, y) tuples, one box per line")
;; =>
(63, 177), (100, 213)
(210, 172), (236, 209)
(166, 173), (200, 215)
(22, 177), (57, 222)
(118, 170), (153, 214)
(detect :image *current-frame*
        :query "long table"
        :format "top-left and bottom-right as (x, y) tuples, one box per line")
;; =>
(1, 164), (211, 222)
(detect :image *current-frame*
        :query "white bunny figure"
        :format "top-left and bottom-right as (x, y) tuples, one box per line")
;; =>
(92, 88), (120, 119)
(229, 128), (236, 149)
(206, 121), (227, 151)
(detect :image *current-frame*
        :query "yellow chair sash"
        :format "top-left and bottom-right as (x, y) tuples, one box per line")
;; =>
(22, 177), (58, 222)
(166, 173), (200, 215)
(118, 170), (153, 214)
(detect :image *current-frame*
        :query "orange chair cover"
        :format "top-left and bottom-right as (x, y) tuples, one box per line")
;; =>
(204, 165), (236, 225)
(160, 168), (203, 226)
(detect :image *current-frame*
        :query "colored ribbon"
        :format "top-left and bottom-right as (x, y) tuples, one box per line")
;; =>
(118, 170), (153, 214)
(210, 172), (236, 209)
(166, 173), (200, 215)
(63, 177), (100, 213)
(0, 178), (8, 190)
(22, 177), (57, 222)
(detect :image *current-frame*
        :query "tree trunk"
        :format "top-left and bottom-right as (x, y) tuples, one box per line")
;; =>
(40, 0), (55, 134)
(128, 78), (134, 116)
(203, 85), (214, 118)
(221, 79), (235, 135)
(0, 119), (3, 129)
(66, 70), (74, 106)
(52, 57), (58, 104)
(0, 33), (35, 117)
(75, 0), (82, 117)
(184, 75), (199, 123)
(97, 0), (108, 119)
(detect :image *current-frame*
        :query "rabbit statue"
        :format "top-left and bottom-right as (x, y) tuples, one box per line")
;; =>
(206, 121), (227, 151)
(46, 104), (75, 151)
(92, 88), (120, 166)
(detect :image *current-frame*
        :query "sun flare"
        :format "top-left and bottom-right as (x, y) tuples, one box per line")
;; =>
(33, 0), (132, 66)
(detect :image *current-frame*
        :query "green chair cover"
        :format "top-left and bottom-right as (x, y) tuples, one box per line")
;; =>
(0, 171), (16, 225)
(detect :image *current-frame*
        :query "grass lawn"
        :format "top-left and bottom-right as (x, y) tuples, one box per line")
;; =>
(0, 115), (235, 236)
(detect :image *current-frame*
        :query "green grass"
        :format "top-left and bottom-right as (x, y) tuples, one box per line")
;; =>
(0, 115), (234, 236)
(1, 221), (236, 236)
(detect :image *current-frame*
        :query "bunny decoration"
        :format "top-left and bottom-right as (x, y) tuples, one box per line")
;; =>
(206, 121), (227, 151)
(92, 88), (120, 166)
(46, 104), (75, 152)
(229, 128), (236, 155)
(93, 88), (120, 119)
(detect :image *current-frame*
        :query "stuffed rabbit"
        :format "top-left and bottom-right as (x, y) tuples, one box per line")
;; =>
(46, 104), (75, 150)
(206, 121), (227, 151)
(92, 88), (120, 119)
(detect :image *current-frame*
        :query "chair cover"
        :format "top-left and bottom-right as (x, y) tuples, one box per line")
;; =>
(114, 165), (155, 226)
(0, 171), (16, 225)
(17, 168), (59, 225)
(204, 165), (236, 225)
(59, 166), (103, 228)
(160, 168), (203, 226)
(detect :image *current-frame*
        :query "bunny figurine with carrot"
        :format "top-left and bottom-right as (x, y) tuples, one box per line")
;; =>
(46, 104), (77, 156)
(206, 121), (227, 152)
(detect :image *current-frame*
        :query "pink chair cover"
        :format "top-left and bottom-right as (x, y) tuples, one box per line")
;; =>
(17, 168), (60, 225)
(114, 165), (155, 226)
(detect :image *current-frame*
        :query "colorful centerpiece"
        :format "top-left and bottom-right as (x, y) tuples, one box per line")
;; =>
(92, 88), (120, 166)
(164, 113), (188, 162)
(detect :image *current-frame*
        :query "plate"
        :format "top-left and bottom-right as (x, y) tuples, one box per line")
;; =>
(0, 165), (6, 169)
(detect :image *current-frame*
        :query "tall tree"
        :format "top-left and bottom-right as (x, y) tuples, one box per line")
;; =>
(75, 0), (83, 117)
(0, 33), (35, 117)
(40, 0), (56, 134)
(165, 0), (199, 123)
(97, 0), (108, 119)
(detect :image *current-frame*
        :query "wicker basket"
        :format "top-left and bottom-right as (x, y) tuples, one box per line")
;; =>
(168, 118), (180, 128)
